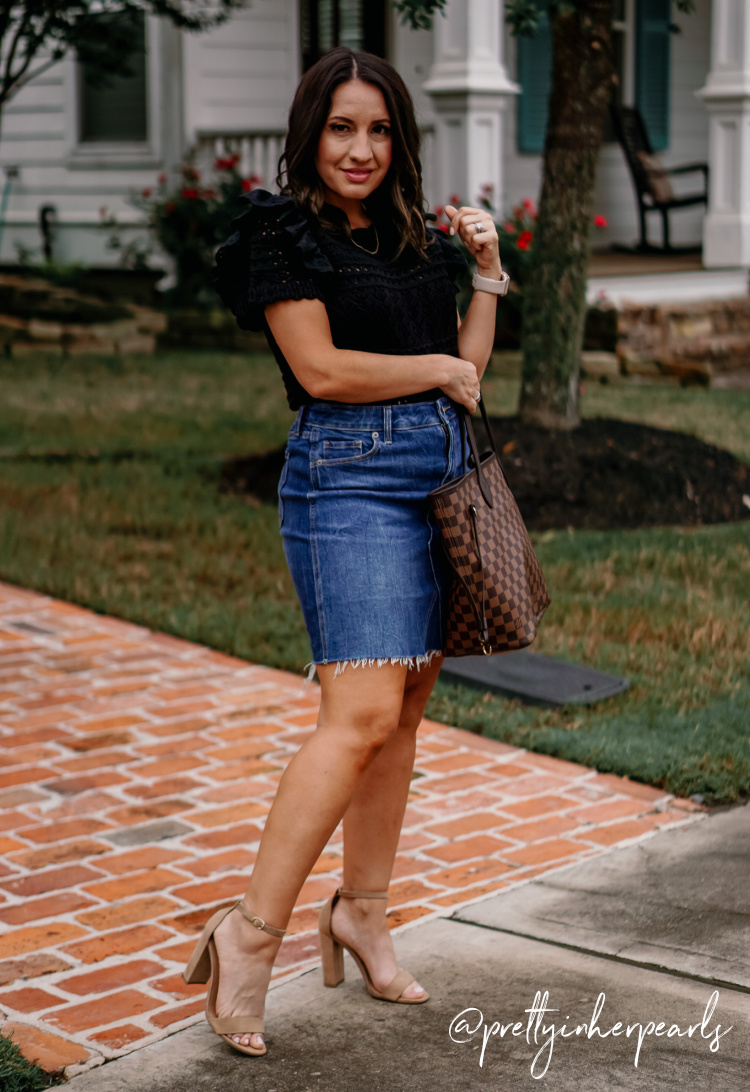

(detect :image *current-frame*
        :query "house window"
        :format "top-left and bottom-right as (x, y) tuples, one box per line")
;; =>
(516, 0), (670, 154)
(300, 0), (386, 71)
(79, 13), (148, 143)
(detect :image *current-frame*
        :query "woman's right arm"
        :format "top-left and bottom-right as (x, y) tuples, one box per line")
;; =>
(265, 297), (480, 411)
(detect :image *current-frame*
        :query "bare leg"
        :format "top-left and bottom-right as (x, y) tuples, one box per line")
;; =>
(212, 661), (410, 1048)
(329, 657), (443, 1001)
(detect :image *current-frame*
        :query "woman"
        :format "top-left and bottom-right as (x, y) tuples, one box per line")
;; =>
(183, 46), (506, 1057)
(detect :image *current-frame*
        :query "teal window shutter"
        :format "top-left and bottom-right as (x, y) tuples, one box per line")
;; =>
(635, 0), (671, 151)
(516, 0), (552, 154)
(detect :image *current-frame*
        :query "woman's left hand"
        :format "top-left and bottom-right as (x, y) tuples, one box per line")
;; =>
(444, 204), (503, 280)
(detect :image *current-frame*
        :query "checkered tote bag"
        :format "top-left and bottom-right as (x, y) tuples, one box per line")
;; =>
(428, 401), (550, 657)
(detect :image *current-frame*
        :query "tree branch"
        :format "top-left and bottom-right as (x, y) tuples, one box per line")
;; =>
(3, 11), (35, 94)
(2, 8), (60, 105)
(0, 5), (14, 51)
(2, 53), (66, 108)
(392, 0), (447, 31)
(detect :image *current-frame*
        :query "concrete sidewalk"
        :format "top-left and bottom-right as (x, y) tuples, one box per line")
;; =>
(70, 804), (750, 1092)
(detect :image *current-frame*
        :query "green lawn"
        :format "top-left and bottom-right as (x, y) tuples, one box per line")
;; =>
(0, 1032), (59, 1090)
(1, 351), (748, 804)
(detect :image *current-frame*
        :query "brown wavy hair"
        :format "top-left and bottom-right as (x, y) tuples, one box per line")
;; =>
(276, 47), (428, 258)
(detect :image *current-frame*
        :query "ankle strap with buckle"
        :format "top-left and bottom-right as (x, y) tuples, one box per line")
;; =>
(235, 900), (287, 937)
(338, 888), (388, 899)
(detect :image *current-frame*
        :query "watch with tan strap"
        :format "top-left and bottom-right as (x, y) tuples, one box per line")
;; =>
(472, 269), (510, 295)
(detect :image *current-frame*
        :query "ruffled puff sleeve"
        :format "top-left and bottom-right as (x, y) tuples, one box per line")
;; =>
(212, 190), (333, 331)
(425, 225), (471, 293)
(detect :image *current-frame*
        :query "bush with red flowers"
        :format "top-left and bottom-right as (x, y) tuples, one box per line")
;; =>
(103, 156), (262, 305)
(432, 187), (608, 347)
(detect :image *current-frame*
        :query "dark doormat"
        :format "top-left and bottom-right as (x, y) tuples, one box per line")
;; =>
(440, 650), (629, 707)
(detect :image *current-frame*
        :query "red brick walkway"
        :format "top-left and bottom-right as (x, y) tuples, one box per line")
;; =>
(0, 582), (705, 1077)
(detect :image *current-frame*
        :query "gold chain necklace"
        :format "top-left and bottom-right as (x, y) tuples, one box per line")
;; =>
(350, 224), (379, 255)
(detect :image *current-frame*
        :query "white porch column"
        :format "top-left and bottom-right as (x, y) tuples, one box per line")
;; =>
(422, 0), (518, 211)
(697, 0), (750, 268)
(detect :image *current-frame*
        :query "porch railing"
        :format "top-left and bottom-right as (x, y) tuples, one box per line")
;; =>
(198, 131), (287, 190)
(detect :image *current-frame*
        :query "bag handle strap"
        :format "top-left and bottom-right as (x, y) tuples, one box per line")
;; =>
(477, 395), (499, 458)
(458, 394), (498, 509)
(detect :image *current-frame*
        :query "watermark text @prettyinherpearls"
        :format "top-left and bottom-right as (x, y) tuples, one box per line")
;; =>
(449, 990), (732, 1079)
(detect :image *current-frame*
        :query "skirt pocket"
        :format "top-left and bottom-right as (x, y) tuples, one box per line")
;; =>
(312, 430), (380, 489)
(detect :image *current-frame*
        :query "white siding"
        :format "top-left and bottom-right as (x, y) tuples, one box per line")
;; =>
(183, 1), (299, 139)
(391, 11), (437, 127)
(0, 60), (67, 160)
(1, 56), (71, 263)
(390, 11), (439, 208)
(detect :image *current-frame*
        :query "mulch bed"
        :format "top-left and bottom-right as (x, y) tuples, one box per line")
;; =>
(219, 415), (750, 532)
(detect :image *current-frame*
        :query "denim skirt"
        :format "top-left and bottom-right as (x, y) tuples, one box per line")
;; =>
(278, 397), (464, 672)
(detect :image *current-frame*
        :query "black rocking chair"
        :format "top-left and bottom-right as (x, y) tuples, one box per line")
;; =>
(610, 105), (708, 252)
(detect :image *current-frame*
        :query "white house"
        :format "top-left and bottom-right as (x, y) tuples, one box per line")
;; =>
(1, 0), (748, 296)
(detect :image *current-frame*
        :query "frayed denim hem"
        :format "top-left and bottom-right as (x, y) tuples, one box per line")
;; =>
(303, 649), (442, 683)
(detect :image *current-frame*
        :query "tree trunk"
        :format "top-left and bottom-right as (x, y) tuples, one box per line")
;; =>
(518, 0), (616, 430)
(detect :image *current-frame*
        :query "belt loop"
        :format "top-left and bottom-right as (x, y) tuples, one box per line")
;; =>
(384, 406), (392, 444)
(293, 405), (307, 437)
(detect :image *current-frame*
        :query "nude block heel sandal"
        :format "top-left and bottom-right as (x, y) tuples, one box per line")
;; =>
(183, 899), (286, 1057)
(318, 888), (429, 1004)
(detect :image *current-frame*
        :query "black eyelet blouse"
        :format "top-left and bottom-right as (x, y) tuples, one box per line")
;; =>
(212, 189), (469, 410)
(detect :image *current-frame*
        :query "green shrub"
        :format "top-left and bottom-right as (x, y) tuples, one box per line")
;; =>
(103, 155), (260, 307)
